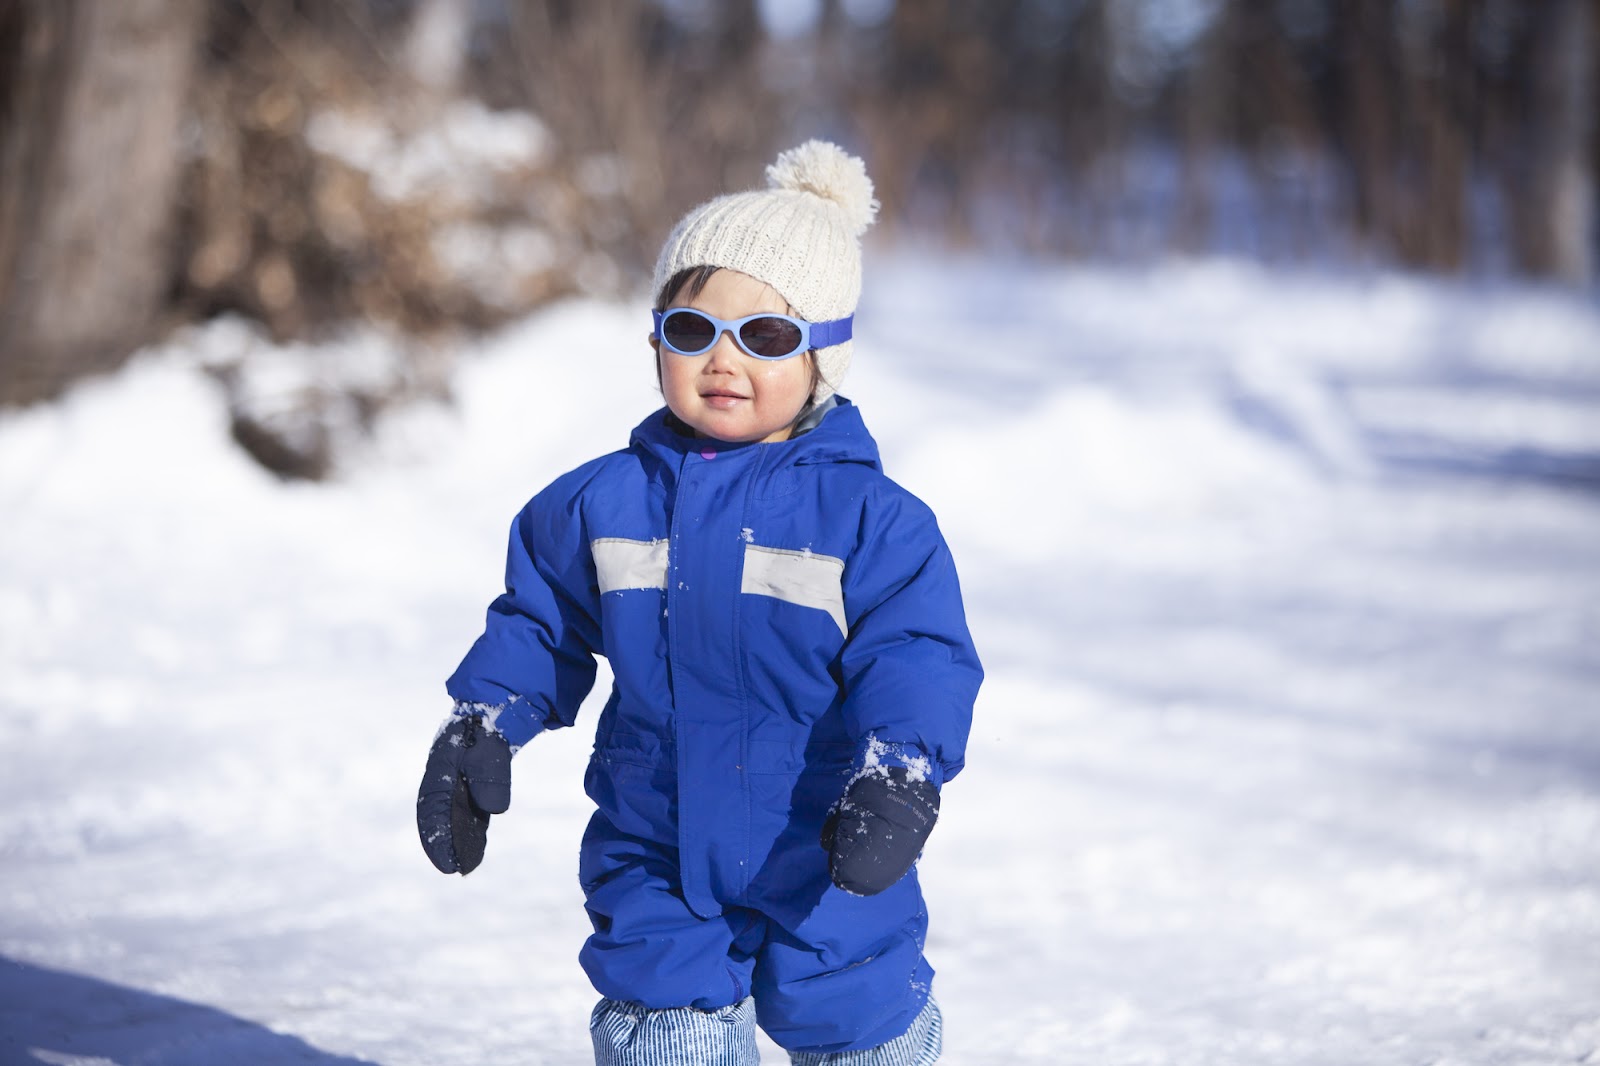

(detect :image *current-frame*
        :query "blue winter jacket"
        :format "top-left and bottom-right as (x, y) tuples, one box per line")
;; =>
(446, 399), (982, 921)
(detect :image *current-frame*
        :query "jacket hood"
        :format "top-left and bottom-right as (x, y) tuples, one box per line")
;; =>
(628, 396), (882, 473)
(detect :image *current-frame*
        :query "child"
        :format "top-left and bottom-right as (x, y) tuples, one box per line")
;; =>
(417, 141), (982, 1066)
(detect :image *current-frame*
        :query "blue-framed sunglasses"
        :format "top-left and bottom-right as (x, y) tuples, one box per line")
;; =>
(652, 308), (852, 361)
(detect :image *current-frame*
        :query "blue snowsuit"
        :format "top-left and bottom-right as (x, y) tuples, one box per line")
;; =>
(446, 399), (982, 1054)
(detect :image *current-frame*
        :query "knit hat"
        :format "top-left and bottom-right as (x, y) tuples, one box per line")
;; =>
(652, 140), (879, 403)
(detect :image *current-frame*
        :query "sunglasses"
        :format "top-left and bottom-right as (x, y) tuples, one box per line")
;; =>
(652, 308), (853, 361)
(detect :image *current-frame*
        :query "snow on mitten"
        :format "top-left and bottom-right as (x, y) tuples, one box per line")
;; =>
(821, 766), (940, 896)
(416, 712), (512, 875)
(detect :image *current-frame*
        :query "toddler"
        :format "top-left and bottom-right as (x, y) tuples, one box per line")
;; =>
(417, 141), (982, 1065)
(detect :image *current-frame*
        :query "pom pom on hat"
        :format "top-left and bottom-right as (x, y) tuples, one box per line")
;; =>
(765, 140), (879, 238)
(652, 141), (879, 404)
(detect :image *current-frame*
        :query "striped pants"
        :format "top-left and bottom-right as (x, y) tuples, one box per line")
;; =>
(591, 993), (942, 1066)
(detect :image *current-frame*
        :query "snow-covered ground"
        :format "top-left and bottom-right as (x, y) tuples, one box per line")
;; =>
(2, 255), (1598, 1065)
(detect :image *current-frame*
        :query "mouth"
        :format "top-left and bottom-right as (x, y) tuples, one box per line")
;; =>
(700, 389), (748, 407)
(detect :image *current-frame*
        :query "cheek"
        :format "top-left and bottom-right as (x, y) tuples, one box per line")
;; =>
(753, 360), (813, 403)
(658, 351), (691, 394)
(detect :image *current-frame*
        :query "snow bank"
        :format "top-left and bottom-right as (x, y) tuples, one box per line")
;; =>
(3, 255), (1598, 1065)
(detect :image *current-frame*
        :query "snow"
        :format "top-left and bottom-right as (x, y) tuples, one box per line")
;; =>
(305, 99), (550, 204)
(3, 254), (1599, 1065)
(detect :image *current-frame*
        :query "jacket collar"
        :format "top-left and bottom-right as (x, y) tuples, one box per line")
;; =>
(628, 396), (882, 473)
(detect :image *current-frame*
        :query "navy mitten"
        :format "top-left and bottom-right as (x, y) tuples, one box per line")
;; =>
(416, 713), (512, 875)
(821, 767), (940, 896)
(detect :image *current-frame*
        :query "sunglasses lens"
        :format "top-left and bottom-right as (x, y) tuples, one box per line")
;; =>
(739, 317), (804, 358)
(662, 311), (716, 353)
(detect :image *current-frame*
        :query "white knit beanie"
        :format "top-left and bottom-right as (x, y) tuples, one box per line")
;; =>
(651, 140), (879, 403)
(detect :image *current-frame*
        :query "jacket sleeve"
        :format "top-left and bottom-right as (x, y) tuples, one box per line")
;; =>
(445, 481), (603, 749)
(838, 489), (982, 787)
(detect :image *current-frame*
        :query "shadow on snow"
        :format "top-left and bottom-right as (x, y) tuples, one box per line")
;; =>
(0, 957), (381, 1066)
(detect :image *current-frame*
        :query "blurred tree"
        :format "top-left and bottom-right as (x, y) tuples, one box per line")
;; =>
(1177, 2), (1230, 252)
(1502, 0), (1595, 282)
(1205, 0), (1323, 256)
(1333, 0), (1473, 269)
(403, 0), (471, 95)
(1412, 0), (1473, 272)
(1334, 0), (1406, 261)
(4, 0), (1597, 428)
(1054, 0), (1123, 254)
(0, 0), (205, 406)
(866, 0), (1004, 243)
(482, 0), (779, 281)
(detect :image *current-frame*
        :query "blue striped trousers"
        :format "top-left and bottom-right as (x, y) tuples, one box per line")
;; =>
(590, 993), (942, 1065)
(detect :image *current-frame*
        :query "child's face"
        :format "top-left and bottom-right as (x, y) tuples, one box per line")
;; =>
(654, 269), (815, 444)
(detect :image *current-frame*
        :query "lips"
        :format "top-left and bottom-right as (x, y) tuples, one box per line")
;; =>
(700, 389), (748, 409)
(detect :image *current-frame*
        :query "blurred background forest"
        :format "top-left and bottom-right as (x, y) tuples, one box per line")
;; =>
(1, 0), (1595, 476)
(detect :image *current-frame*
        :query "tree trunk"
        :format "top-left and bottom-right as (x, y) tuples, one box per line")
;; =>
(1176, 1), (1232, 253)
(1416, 0), (1472, 272)
(1335, 0), (1402, 257)
(0, 0), (203, 406)
(402, 0), (470, 96)
(1510, 0), (1595, 282)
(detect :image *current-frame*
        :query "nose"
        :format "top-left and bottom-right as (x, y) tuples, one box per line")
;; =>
(704, 328), (743, 369)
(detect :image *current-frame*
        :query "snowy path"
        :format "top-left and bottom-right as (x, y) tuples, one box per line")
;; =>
(3, 257), (1598, 1064)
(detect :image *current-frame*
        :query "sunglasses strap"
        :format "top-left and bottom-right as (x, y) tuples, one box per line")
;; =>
(807, 316), (852, 348)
